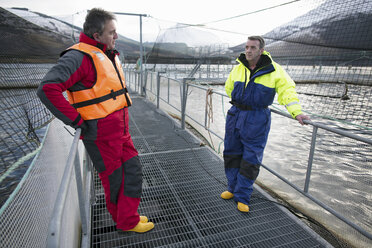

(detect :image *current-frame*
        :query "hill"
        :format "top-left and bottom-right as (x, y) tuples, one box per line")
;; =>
(230, 0), (372, 65)
(0, 7), (149, 63)
(0, 7), (75, 62)
(4, 1), (370, 65)
(0, 7), (233, 64)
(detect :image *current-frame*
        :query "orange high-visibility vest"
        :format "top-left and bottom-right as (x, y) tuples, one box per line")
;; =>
(66, 43), (132, 120)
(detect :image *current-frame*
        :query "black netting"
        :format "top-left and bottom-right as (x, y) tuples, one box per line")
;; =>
(0, 58), (54, 207)
(0, 3), (371, 246)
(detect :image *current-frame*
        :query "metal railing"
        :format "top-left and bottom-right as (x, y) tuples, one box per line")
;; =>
(39, 68), (372, 247)
(46, 128), (93, 248)
(124, 68), (372, 245)
(263, 109), (372, 240)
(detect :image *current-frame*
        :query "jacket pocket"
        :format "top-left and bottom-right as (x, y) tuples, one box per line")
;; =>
(241, 110), (270, 140)
(225, 108), (238, 135)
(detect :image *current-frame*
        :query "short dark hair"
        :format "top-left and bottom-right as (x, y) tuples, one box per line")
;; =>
(83, 8), (116, 38)
(248, 36), (265, 49)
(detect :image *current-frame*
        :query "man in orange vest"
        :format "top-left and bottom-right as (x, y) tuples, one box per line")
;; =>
(37, 8), (154, 233)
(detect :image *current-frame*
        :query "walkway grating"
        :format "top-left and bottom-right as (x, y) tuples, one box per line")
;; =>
(90, 96), (331, 248)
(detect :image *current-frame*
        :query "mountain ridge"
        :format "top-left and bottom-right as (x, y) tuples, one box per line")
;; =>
(2, 1), (371, 65)
(230, 0), (372, 62)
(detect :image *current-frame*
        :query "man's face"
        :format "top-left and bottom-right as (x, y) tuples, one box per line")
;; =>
(95, 19), (118, 50)
(245, 39), (263, 62)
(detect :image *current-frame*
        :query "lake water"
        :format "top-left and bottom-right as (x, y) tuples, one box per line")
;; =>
(142, 75), (372, 246)
(0, 64), (371, 246)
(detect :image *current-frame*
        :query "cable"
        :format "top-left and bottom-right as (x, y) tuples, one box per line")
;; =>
(200, 0), (301, 25)
(148, 1), (301, 28)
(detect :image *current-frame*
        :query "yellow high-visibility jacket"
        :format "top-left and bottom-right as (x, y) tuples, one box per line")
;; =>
(225, 51), (302, 118)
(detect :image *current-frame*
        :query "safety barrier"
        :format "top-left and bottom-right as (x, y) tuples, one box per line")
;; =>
(124, 68), (372, 247)
(0, 120), (93, 248)
(45, 128), (93, 248)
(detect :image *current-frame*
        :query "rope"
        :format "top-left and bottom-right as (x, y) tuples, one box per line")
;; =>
(0, 147), (41, 185)
(206, 88), (214, 127)
(205, 88), (215, 149)
(219, 94), (227, 154)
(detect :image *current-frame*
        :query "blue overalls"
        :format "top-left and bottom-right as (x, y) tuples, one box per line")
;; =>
(223, 62), (276, 205)
(224, 51), (303, 205)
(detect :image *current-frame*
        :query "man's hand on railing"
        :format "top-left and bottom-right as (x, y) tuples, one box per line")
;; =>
(74, 121), (88, 137)
(295, 114), (311, 125)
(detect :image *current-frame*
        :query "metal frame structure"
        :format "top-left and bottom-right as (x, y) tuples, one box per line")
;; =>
(124, 68), (372, 242)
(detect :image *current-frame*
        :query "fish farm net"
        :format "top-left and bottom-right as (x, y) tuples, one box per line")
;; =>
(0, 1), (371, 247)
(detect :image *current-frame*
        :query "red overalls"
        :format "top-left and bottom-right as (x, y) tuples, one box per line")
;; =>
(66, 43), (142, 231)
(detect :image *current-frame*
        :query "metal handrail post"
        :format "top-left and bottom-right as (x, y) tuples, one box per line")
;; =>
(167, 78), (170, 103)
(156, 72), (160, 109)
(113, 12), (147, 96)
(204, 98), (208, 128)
(73, 150), (87, 235)
(47, 128), (82, 247)
(181, 79), (189, 129)
(139, 15), (144, 96)
(150, 72), (153, 92)
(135, 72), (138, 93)
(143, 70), (148, 97)
(304, 125), (318, 193)
(81, 149), (93, 248)
(87, 154), (96, 205)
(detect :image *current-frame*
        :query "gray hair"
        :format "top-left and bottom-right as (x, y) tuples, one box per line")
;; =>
(248, 36), (265, 49)
(83, 8), (116, 38)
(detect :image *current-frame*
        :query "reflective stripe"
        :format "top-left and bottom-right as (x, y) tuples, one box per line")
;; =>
(226, 51), (302, 118)
(285, 101), (299, 108)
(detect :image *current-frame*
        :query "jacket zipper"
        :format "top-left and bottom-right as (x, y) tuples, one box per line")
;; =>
(242, 68), (248, 99)
(112, 59), (127, 135)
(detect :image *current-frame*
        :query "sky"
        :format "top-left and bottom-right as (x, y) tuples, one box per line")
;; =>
(1, 0), (322, 46)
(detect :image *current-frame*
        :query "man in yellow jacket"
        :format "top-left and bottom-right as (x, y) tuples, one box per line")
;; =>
(221, 36), (310, 212)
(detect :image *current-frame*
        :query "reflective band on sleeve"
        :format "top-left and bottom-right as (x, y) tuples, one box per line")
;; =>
(285, 101), (299, 108)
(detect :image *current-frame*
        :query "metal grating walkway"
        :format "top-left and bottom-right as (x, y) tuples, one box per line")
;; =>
(90, 96), (331, 248)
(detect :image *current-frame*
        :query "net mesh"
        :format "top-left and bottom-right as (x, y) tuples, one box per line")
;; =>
(0, 0), (371, 247)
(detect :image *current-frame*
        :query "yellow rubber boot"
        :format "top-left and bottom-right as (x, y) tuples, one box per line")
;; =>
(237, 202), (249, 212)
(220, 191), (234, 200)
(127, 221), (154, 233)
(139, 216), (148, 223)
